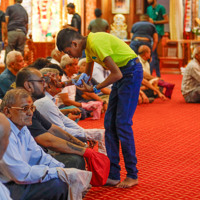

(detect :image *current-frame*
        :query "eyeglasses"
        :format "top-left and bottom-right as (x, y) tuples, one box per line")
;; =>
(28, 77), (45, 83)
(10, 105), (36, 112)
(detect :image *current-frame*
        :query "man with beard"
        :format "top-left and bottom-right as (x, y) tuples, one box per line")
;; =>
(146, 0), (168, 77)
(15, 67), (88, 169)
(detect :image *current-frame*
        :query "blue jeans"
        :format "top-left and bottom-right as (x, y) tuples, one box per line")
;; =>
(150, 35), (162, 77)
(105, 58), (143, 180)
(5, 178), (68, 200)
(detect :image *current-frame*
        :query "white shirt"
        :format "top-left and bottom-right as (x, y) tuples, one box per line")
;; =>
(34, 92), (86, 138)
(181, 58), (200, 95)
(138, 55), (151, 74)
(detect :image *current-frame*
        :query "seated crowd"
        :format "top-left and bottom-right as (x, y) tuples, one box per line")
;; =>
(0, 43), (179, 199)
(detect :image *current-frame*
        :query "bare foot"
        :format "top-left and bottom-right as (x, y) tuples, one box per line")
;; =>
(116, 177), (138, 188)
(105, 178), (120, 186)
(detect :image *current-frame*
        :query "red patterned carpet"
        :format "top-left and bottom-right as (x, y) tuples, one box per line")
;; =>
(79, 74), (200, 200)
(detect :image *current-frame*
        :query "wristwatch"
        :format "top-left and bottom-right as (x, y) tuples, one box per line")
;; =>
(93, 85), (101, 94)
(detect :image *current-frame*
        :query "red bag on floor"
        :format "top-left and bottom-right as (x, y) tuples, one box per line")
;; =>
(83, 148), (110, 186)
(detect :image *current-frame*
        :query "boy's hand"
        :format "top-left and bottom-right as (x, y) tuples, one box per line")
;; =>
(72, 73), (90, 86)
(76, 80), (94, 92)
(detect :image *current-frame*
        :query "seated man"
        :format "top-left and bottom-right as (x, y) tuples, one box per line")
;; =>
(0, 88), (68, 200)
(35, 67), (106, 155)
(15, 67), (89, 169)
(0, 50), (24, 99)
(47, 63), (82, 122)
(49, 48), (64, 66)
(181, 46), (200, 103)
(138, 45), (175, 99)
(0, 113), (12, 200)
(78, 58), (111, 105)
(59, 54), (106, 119)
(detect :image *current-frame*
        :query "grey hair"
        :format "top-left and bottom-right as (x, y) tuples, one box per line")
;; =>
(51, 49), (60, 58)
(192, 46), (200, 58)
(60, 54), (74, 69)
(0, 88), (30, 111)
(78, 58), (86, 67)
(40, 68), (59, 75)
(6, 51), (22, 67)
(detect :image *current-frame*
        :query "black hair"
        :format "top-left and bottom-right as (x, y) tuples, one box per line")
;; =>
(95, 8), (102, 18)
(16, 67), (35, 87)
(47, 63), (64, 76)
(56, 28), (83, 52)
(67, 3), (75, 9)
(31, 58), (51, 70)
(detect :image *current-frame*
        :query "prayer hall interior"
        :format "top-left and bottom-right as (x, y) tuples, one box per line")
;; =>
(0, 0), (200, 73)
(0, 0), (200, 200)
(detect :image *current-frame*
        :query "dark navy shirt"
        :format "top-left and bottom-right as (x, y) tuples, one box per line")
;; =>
(28, 109), (52, 138)
(6, 3), (28, 34)
(0, 68), (15, 99)
(71, 13), (81, 34)
(0, 10), (5, 41)
(131, 21), (157, 41)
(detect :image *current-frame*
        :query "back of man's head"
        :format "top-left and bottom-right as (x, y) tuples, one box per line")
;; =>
(16, 67), (36, 88)
(15, 0), (23, 3)
(138, 45), (150, 56)
(140, 14), (149, 22)
(0, 113), (10, 159)
(67, 3), (75, 9)
(95, 8), (102, 18)
(56, 28), (83, 52)
(6, 51), (22, 67)
(31, 58), (51, 70)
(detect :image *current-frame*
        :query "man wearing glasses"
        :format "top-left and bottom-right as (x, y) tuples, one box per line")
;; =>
(0, 88), (68, 200)
(0, 50), (24, 99)
(15, 67), (90, 169)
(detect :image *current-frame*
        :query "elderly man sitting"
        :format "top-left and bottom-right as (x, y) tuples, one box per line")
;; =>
(0, 50), (24, 99)
(0, 88), (68, 200)
(181, 46), (200, 103)
(34, 67), (106, 155)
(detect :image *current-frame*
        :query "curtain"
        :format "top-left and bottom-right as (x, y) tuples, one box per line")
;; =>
(170, 0), (184, 57)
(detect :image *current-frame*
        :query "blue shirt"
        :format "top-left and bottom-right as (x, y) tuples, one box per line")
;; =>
(0, 68), (16, 99)
(0, 119), (64, 184)
(0, 182), (12, 200)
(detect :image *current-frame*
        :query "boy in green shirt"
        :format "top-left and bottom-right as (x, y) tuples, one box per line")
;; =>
(56, 28), (143, 188)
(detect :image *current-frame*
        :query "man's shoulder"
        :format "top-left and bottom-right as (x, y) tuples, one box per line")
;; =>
(73, 13), (81, 20)
(34, 95), (51, 107)
(147, 5), (152, 12)
(0, 70), (15, 82)
(0, 10), (5, 18)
